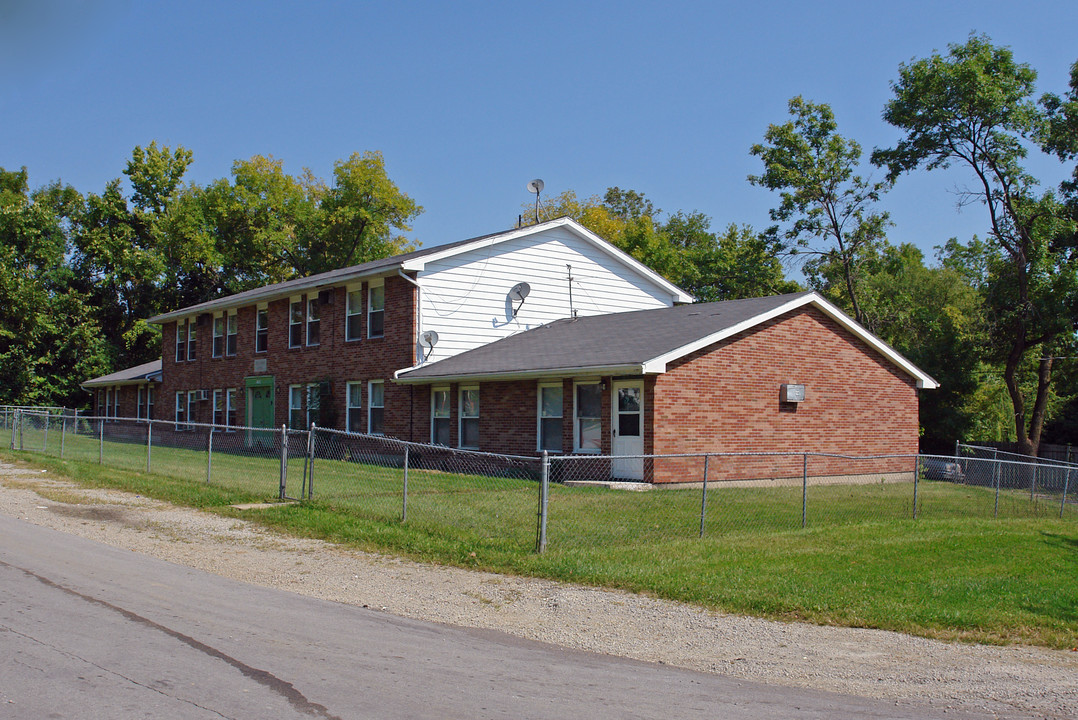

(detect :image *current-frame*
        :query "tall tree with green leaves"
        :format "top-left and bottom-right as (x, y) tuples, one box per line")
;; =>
(872, 35), (1078, 456)
(749, 97), (891, 325)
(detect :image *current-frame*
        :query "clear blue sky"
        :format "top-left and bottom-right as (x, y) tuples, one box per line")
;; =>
(3, 0), (1076, 266)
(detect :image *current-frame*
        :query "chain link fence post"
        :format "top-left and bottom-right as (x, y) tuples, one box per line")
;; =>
(278, 424), (288, 500)
(698, 454), (710, 538)
(60, 414), (66, 459)
(98, 416), (103, 464)
(537, 451), (549, 553)
(146, 421), (153, 473)
(1030, 463), (1037, 502)
(993, 449), (1001, 519)
(206, 426), (214, 483)
(42, 414), (49, 452)
(1062, 463), (1071, 519)
(913, 455), (920, 519)
(8, 409), (16, 450)
(801, 453), (808, 529)
(19, 410), (25, 452)
(307, 424), (316, 499)
(401, 445), (409, 523)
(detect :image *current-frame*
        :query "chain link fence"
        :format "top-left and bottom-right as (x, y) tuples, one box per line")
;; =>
(4, 409), (1074, 554)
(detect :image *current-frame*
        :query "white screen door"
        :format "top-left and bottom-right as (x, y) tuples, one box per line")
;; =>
(612, 380), (644, 480)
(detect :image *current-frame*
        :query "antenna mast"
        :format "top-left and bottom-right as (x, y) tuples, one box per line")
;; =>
(566, 264), (576, 318)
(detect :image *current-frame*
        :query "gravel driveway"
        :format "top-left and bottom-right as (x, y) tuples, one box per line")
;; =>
(1, 461), (1075, 719)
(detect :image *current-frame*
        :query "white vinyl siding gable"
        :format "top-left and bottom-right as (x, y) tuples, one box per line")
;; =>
(416, 227), (677, 360)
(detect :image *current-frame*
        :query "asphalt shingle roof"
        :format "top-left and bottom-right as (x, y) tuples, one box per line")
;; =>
(398, 292), (816, 381)
(82, 359), (163, 387)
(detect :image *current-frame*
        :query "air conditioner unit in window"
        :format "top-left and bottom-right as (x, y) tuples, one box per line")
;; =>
(318, 289), (334, 305)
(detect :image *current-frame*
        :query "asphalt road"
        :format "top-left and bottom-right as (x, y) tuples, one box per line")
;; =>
(0, 515), (991, 720)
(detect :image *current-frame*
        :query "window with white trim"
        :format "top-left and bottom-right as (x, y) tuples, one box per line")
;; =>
(289, 299), (303, 348)
(574, 382), (602, 453)
(306, 298), (320, 346)
(431, 387), (451, 446)
(175, 391), (185, 429)
(113, 386), (121, 418)
(175, 323), (185, 362)
(368, 282), (384, 338)
(146, 386), (154, 420)
(306, 383), (321, 427)
(226, 389), (237, 429)
(538, 383), (563, 453)
(137, 386), (145, 420)
(213, 389), (225, 426)
(255, 308), (268, 353)
(187, 321), (197, 361)
(104, 387), (112, 419)
(187, 390), (197, 427)
(347, 382), (363, 432)
(459, 387), (479, 449)
(345, 288), (363, 341)
(368, 381), (384, 435)
(289, 385), (304, 429)
(212, 315), (225, 357)
(226, 312), (238, 356)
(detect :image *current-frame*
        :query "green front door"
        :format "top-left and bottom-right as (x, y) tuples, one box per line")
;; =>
(245, 376), (275, 447)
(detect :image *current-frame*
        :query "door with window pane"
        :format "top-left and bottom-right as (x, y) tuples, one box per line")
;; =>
(612, 380), (644, 480)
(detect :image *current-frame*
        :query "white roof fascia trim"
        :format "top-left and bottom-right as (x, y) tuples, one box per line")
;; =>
(641, 292), (940, 389)
(394, 363), (645, 385)
(401, 218), (694, 303)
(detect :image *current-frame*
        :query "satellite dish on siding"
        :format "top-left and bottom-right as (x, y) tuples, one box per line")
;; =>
(420, 330), (439, 350)
(509, 282), (531, 317)
(526, 179), (544, 223)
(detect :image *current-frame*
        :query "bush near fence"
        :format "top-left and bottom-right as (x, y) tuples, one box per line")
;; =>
(5, 410), (1075, 553)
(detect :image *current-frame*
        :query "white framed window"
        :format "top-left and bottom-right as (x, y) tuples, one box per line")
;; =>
(175, 391), (185, 430)
(104, 387), (112, 419)
(113, 386), (121, 418)
(187, 390), (197, 427)
(345, 287), (363, 341)
(226, 312), (238, 356)
(187, 321), (197, 361)
(255, 307), (269, 353)
(137, 386), (145, 420)
(288, 298), (303, 348)
(175, 323), (186, 362)
(289, 385), (304, 429)
(306, 298), (320, 346)
(212, 315), (225, 357)
(306, 383), (321, 427)
(538, 383), (564, 453)
(574, 382), (602, 453)
(368, 281), (384, 338)
(459, 387), (479, 449)
(431, 387), (451, 446)
(346, 381), (363, 432)
(368, 381), (384, 435)
(213, 389), (224, 426)
(226, 389), (237, 429)
(146, 386), (154, 420)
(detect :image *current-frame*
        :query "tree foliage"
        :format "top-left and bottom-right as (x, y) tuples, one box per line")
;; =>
(749, 97), (891, 324)
(872, 35), (1078, 455)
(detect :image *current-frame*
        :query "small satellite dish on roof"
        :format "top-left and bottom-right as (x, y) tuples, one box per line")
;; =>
(509, 282), (531, 317)
(419, 330), (439, 350)
(526, 179), (544, 223)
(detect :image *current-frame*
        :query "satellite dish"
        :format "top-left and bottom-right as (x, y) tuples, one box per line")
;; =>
(420, 330), (439, 349)
(526, 179), (544, 194)
(509, 282), (531, 317)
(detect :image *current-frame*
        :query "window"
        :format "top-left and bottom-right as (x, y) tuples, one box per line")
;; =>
(459, 387), (479, 449)
(347, 382), (363, 432)
(368, 283), (384, 338)
(345, 288), (363, 341)
(255, 308), (268, 353)
(187, 390), (198, 427)
(175, 391), (185, 429)
(368, 381), (384, 435)
(176, 323), (185, 362)
(226, 312), (238, 356)
(137, 387), (145, 420)
(306, 298), (320, 346)
(146, 386), (154, 421)
(212, 315), (224, 357)
(289, 299), (303, 348)
(187, 321), (197, 361)
(431, 387), (451, 445)
(574, 382), (602, 453)
(306, 383), (321, 427)
(226, 389), (237, 429)
(104, 388), (112, 419)
(289, 386), (304, 429)
(113, 386), (121, 418)
(213, 389), (224, 426)
(538, 384), (563, 453)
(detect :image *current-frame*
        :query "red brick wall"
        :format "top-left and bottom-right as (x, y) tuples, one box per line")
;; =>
(157, 275), (417, 436)
(651, 306), (919, 481)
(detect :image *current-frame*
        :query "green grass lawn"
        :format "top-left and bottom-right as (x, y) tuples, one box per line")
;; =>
(4, 435), (1076, 649)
